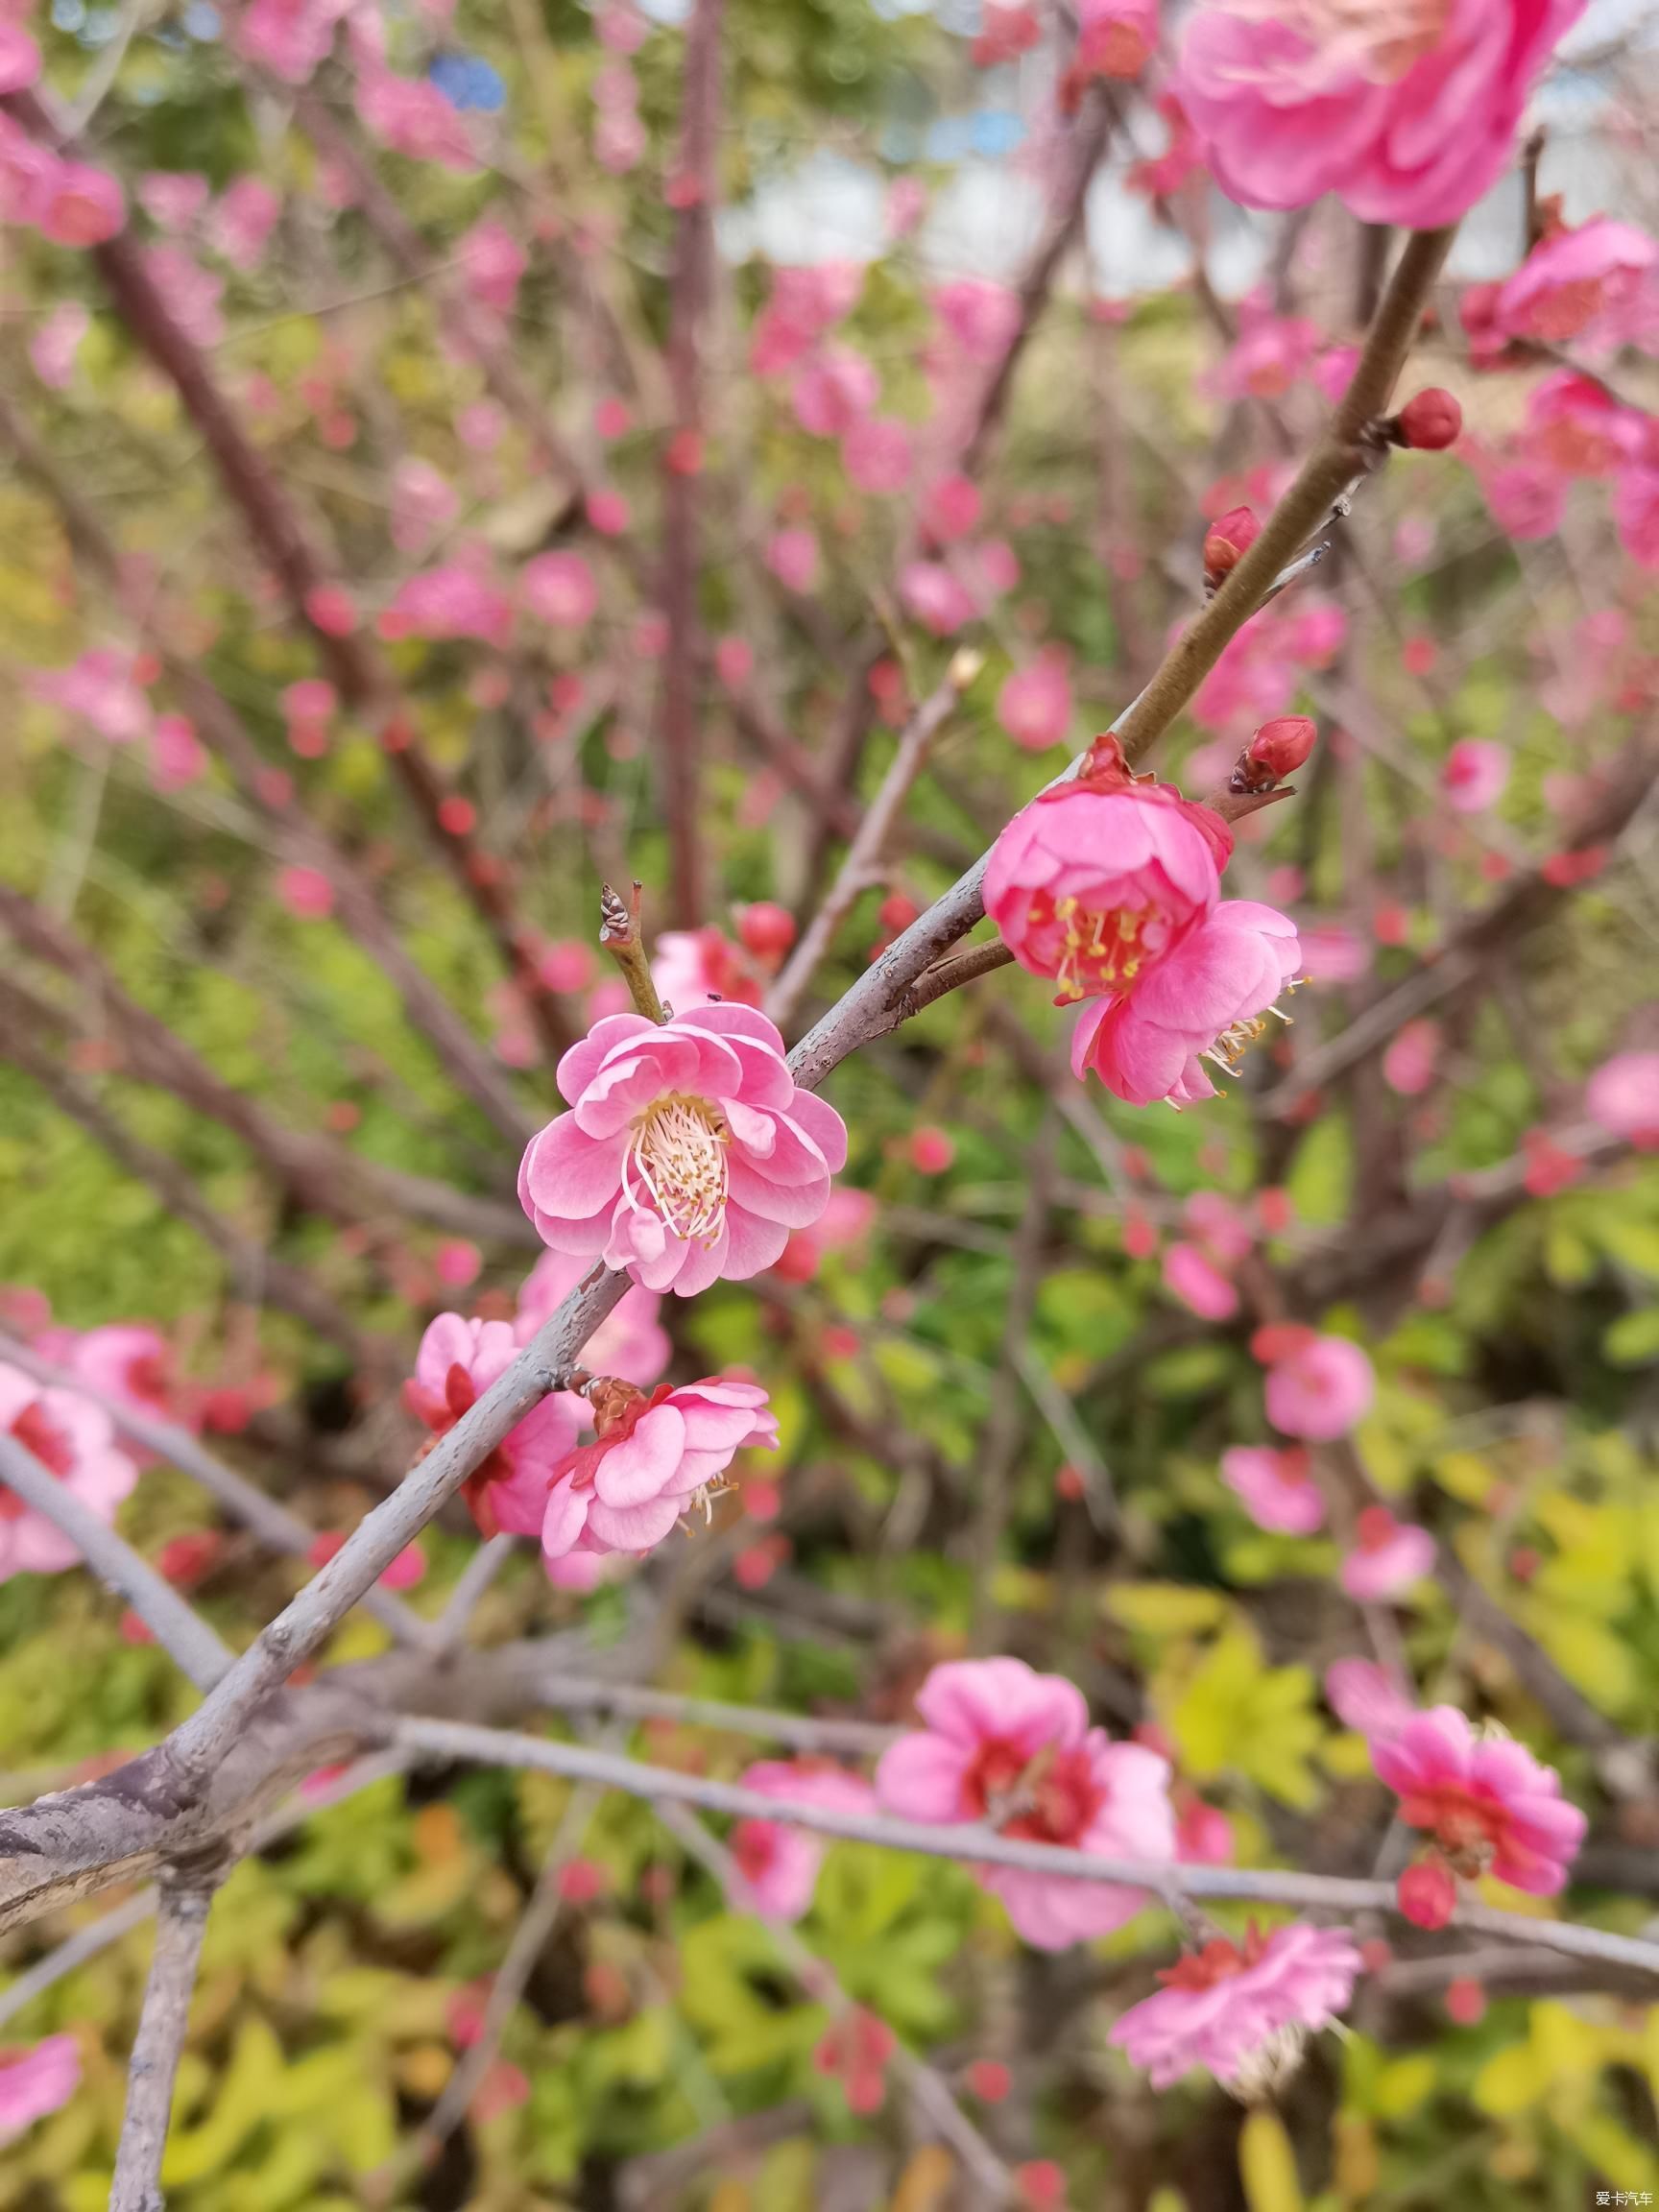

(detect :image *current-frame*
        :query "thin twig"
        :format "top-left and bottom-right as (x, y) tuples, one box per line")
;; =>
(767, 651), (981, 1029)
(396, 1717), (1659, 1979)
(0, 1431), (233, 1691)
(110, 1881), (215, 2212)
(600, 881), (669, 1022)
(0, 1332), (435, 1649)
(658, 1800), (1015, 2202)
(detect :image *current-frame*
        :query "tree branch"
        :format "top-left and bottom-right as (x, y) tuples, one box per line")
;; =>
(110, 1880), (215, 2212)
(0, 1431), (233, 1690)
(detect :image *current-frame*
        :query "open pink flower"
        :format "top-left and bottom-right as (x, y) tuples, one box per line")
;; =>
(541, 1376), (778, 1559)
(0, 1364), (139, 1581)
(1382, 1019), (1440, 1097)
(357, 68), (479, 170)
(403, 1314), (578, 1539)
(1175, 0), (1588, 228)
(651, 926), (764, 1013)
(0, 2035), (80, 2144)
(1370, 1705), (1586, 1894)
(521, 549), (597, 629)
(1339, 1507), (1435, 1601)
(791, 347), (878, 437)
(1163, 1243), (1238, 1321)
(730, 1762), (878, 1920)
(899, 561), (975, 637)
(519, 1006), (848, 1296)
(385, 563), (512, 645)
(460, 216), (527, 313)
(998, 654), (1072, 752)
(1585, 1050), (1659, 1147)
(1441, 738), (1509, 814)
(514, 1250), (671, 1389)
(60, 1324), (177, 1425)
(1495, 217), (1657, 350)
(1262, 1333), (1373, 1440)
(933, 278), (1021, 364)
(875, 1657), (1176, 1950)
(1221, 1444), (1325, 1534)
(1072, 901), (1301, 1106)
(1109, 1922), (1361, 2090)
(987, 739), (1228, 1005)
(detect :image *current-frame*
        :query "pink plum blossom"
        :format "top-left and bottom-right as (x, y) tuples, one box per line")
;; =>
(1109, 1922), (1361, 2090)
(765, 527), (820, 593)
(143, 245), (224, 349)
(1480, 457), (1567, 541)
(461, 216), (528, 312)
(791, 347), (878, 437)
(986, 741), (1228, 1004)
(36, 162), (127, 248)
(1220, 1444), (1325, 1534)
(1325, 1656), (1416, 1740)
(1339, 1506), (1435, 1601)
(541, 1376), (778, 1559)
(29, 301), (89, 390)
(235, 0), (350, 83)
(518, 1005), (849, 1295)
(924, 473), (982, 543)
(514, 1248), (671, 1390)
(403, 1312), (579, 1539)
(1441, 738), (1509, 814)
(1494, 217), (1657, 351)
(0, 23), (40, 95)
(358, 69), (479, 170)
(1370, 1706), (1586, 1893)
(521, 549), (598, 629)
(652, 926), (764, 1012)
(1175, 0), (1589, 228)
(1162, 1242), (1238, 1321)
(210, 176), (281, 268)
(998, 654), (1071, 752)
(58, 1324), (178, 1430)
(0, 1363), (139, 1581)
(875, 1657), (1176, 1950)
(1071, 901), (1302, 1107)
(1263, 1333), (1373, 1440)
(385, 564), (513, 645)
(276, 865), (334, 919)
(390, 458), (459, 554)
(1382, 1019), (1441, 1097)
(33, 649), (151, 744)
(0, 2035), (80, 2144)
(934, 278), (1021, 363)
(899, 561), (975, 637)
(151, 713), (206, 791)
(1585, 1050), (1659, 1147)
(730, 1762), (878, 1919)
(842, 416), (913, 494)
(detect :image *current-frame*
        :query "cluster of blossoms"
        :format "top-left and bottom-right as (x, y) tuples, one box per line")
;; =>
(0, 35), (126, 251)
(985, 731), (1307, 1107)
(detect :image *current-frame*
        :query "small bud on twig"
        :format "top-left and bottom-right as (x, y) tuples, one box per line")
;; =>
(1382, 388), (1463, 452)
(599, 879), (668, 1024)
(1202, 504), (1261, 595)
(1241, 715), (1317, 786)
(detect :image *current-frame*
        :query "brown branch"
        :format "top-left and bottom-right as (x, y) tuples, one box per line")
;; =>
(766, 651), (980, 1029)
(111, 1881), (216, 2212)
(2, 89), (576, 1068)
(600, 880), (668, 1022)
(1112, 225), (1455, 765)
(0, 385), (536, 1147)
(659, 0), (726, 926)
(0, 1431), (234, 1690)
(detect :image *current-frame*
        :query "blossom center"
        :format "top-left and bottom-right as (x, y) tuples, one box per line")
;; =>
(732, 1818), (781, 1885)
(126, 1351), (171, 1407)
(2, 1403), (74, 1519)
(626, 1094), (730, 1243)
(1225, 0), (1450, 85)
(1405, 1784), (1505, 1875)
(1034, 893), (1157, 1003)
(963, 1738), (1102, 1845)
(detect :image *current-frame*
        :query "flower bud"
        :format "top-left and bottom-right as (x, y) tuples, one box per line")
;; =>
(1392, 388), (1463, 451)
(737, 901), (796, 963)
(1396, 1856), (1456, 1931)
(1203, 504), (1260, 589)
(1243, 714), (1317, 784)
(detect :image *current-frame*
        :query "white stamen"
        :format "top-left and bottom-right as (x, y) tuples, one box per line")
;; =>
(624, 1094), (730, 1245)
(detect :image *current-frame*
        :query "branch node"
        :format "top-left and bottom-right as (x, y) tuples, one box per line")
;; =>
(599, 879), (668, 1023)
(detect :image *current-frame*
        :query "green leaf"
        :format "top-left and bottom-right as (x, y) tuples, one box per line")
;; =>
(1604, 1309), (1659, 1366)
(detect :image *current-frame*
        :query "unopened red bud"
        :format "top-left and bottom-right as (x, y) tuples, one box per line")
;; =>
(1203, 504), (1260, 586)
(1246, 715), (1317, 781)
(1397, 1856), (1456, 1931)
(737, 901), (796, 961)
(1393, 388), (1463, 451)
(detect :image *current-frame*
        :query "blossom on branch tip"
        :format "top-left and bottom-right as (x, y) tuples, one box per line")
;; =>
(404, 1313), (579, 1539)
(1339, 1507), (1435, 1601)
(0, 1364), (138, 1582)
(1221, 1444), (1324, 1533)
(1389, 389), (1463, 452)
(1202, 504), (1259, 592)
(1109, 1921), (1362, 2090)
(541, 1376), (778, 1560)
(1174, 0), (1589, 228)
(1369, 1706), (1586, 1893)
(1262, 1332), (1373, 1440)
(986, 736), (1228, 1005)
(0, 2035), (80, 2144)
(1585, 1051), (1659, 1148)
(1071, 900), (1302, 1108)
(875, 1656), (1176, 1949)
